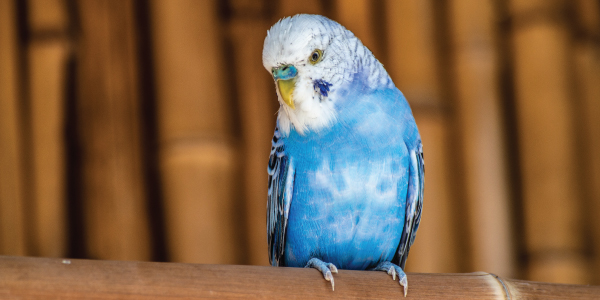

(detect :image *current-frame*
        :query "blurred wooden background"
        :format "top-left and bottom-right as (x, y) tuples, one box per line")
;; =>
(0, 0), (599, 286)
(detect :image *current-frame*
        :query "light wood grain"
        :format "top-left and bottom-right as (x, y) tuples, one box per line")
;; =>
(0, 256), (599, 299)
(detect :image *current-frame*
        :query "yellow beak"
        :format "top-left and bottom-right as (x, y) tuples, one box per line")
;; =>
(272, 64), (298, 109)
(277, 78), (296, 109)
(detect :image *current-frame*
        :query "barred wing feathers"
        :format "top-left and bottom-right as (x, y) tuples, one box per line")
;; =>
(394, 143), (424, 269)
(267, 127), (294, 266)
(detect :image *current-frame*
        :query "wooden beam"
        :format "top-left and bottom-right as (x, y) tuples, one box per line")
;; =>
(0, 256), (598, 299)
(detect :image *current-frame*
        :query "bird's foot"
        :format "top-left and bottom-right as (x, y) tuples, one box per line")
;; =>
(305, 258), (338, 291)
(372, 261), (408, 297)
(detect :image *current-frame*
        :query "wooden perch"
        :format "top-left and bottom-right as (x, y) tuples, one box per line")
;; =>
(0, 255), (598, 299)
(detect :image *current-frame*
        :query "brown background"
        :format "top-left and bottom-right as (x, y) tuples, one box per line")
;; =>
(0, 0), (599, 286)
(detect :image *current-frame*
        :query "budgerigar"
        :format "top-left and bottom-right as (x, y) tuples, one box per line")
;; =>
(264, 14), (424, 296)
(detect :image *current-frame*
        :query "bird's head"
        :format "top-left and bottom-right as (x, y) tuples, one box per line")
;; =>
(263, 14), (391, 136)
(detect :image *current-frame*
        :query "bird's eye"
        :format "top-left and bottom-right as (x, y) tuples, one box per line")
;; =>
(309, 49), (323, 65)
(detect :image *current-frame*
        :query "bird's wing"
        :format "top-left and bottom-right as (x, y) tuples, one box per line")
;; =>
(267, 126), (295, 266)
(394, 142), (424, 269)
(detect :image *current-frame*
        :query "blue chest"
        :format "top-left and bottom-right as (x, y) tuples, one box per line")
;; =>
(281, 114), (410, 270)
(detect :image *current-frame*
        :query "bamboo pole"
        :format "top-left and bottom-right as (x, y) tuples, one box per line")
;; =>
(276, 0), (327, 18)
(384, 0), (461, 273)
(26, 0), (70, 258)
(227, 1), (278, 266)
(75, 0), (151, 261)
(333, 0), (381, 58)
(447, 0), (514, 277)
(0, 255), (598, 299)
(0, 0), (26, 256)
(573, 0), (600, 285)
(509, 0), (589, 284)
(149, 0), (239, 264)
(27, 0), (68, 32)
(27, 39), (68, 258)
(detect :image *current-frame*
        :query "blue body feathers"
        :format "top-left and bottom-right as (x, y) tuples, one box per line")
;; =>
(264, 15), (423, 289)
(268, 75), (422, 270)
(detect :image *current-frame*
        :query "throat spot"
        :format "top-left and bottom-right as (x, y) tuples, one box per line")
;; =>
(313, 79), (333, 100)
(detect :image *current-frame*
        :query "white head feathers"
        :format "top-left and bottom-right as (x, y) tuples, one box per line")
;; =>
(263, 14), (392, 136)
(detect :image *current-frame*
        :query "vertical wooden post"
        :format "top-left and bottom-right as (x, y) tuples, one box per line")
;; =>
(76, 0), (151, 260)
(276, 0), (327, 18)
(149, 0), (240, 264)
(384, 0), (460, 273)
(573, 0), (600, 285)
(228, 2), (278, 266)
(0, 0), (26, 256)
(26, 0), (69, 257)
(509, 0), (589, 284)
(447, 0), (515, 277)
(333, 0), (381, 58)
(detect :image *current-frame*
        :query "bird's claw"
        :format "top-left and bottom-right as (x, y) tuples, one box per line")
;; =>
(387, 266), (397, 280)
(305, 258), (338, 291)
(329, 263), (338, 274)
(324, 269), (335, 290)
(400, 275), (408, 297)
(373, 261), (408, 297)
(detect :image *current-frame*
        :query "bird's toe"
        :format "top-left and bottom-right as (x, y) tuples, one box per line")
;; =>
(305, 258), (338, 291)
(372, 261), (408, 297)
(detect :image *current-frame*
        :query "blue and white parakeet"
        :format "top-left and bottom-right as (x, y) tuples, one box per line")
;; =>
(263, 14), (424, 296)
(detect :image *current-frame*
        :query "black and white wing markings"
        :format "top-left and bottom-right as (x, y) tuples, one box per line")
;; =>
(267, 126), (295, 266)
(394, 142), (424, 270)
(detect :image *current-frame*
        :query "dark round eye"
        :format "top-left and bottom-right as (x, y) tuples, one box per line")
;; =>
(309, 49), (323, 65)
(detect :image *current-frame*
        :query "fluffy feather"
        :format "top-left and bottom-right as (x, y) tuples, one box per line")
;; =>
(263, 14), (393, 136)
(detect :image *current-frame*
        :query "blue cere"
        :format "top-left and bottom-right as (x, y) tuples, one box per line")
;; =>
(272, 64), (298, 80)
